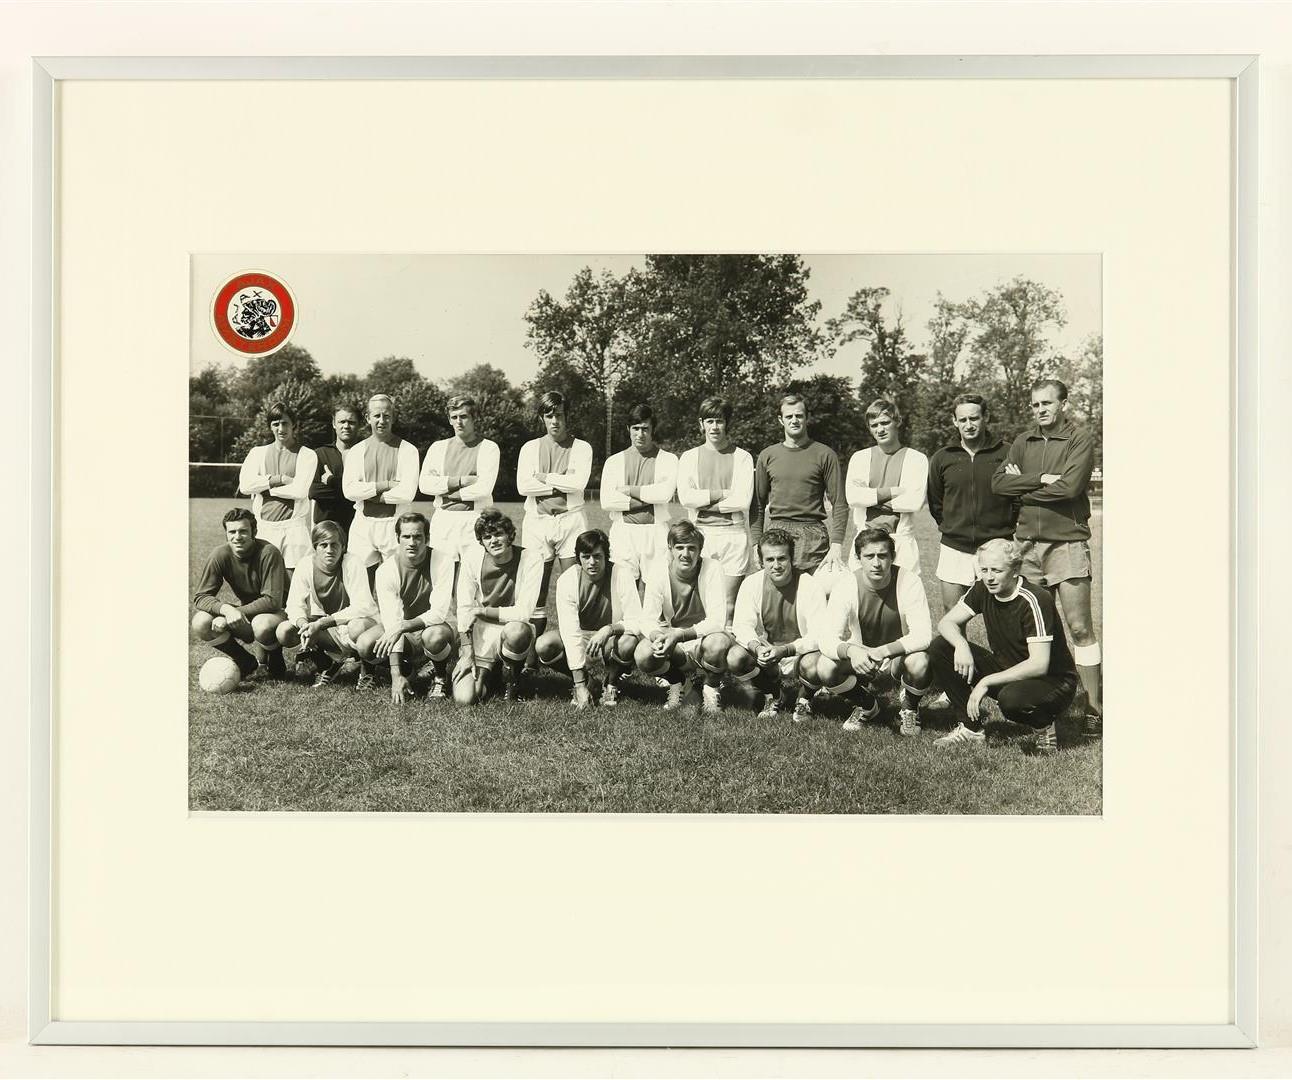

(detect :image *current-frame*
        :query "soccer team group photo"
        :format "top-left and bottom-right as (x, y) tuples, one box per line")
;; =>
(189, 253), (1104, 814)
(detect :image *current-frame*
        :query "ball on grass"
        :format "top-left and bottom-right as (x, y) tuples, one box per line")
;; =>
(198, 655), (242, 694)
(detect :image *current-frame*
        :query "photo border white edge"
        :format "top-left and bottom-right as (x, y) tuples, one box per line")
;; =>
(27, 53), (1259, 1050)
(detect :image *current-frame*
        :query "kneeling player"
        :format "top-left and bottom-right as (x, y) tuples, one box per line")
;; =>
(355, 511), (457, 704)
(815, 526), (933, 736)
(726, 528), (828, 721)
(535, 529), (641, 709)
(191, 507), (289, 681)
(632, 520), (732, 714)
(927, 538), (1078, 754)
(274, 520), (378, 688)
(452, 508), (543, 705)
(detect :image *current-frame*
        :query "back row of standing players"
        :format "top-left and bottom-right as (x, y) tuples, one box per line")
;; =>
(192, 381), (1101, 751)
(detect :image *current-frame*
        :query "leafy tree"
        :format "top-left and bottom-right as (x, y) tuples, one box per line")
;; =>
(908, 295), (971, 452)
(230, 344), (321, 411)
(320, 373), (368, 420)
(444, 364), (532, 497)
(1053, 333), (1104, 464)
(387, 379), (451, 451)
(365, 355), (423, 394)
(827, 286), (925, 442)
(231, 377), (333, 459)
(189, 364), (245, 463)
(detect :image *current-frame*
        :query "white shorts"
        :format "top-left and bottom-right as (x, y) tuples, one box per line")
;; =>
(609, 520), (667, 579)
(429, 508), (481, 557)
(522, 510), (589, 560)
(849, 531), (920, 574)
(257, 515), (312, 569)
(318, 622), (360, 660)
(470, 619), (504, 664)
(936, 544), (979, 588)
(698, 524), (753, 577)
(348, 514), (399, 568)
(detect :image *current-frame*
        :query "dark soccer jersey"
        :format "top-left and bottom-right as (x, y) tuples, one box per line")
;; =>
(536, 435), (573, 515)
(363, 439), (402, 518)
(620, 447), (659, 524)
(577, 569), (613, 631)
(695, 446), (737, 526)
(963, 578), (1076, 677)
(313, 562), (346, 615)
(853, 570), (905, 648)
(760, 572), (801, 645)
(192, 539), (287, 617)
(310, 444), (355, 529)
(669, 571), (705, 629)
(753, 441), (847, 543)
(395, 551), (434, 619)
(261, 444), (300, 521)
(441, 438), (482, 512)
(479, 547), (521, 609)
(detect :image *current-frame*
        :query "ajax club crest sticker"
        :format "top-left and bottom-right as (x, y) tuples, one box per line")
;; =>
(211, 271), (297, 356)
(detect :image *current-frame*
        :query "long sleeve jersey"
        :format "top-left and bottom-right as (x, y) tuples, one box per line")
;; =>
(845, 445), (929, 543)
(374, 551), (451, 635)
(554, 563), (644, 670)
(731, 569), (827, 655)
(675, 444), (754, 528)
(192, 539), (287, 618)
(285, 551), (377, 625)
(637, 556), (727, 639)
(750, 440), (848, 550)
(990, 420), (1094, 542)
(342, 436), (420, 519)
(419, 436), (500, 511)
(818, 566), (932, 660)
(455, 544), (545, 633)
(309, 444), (355, 528)
(239, 442), (318, 527)
(599, 446), (679, 525)
(515, 435), (593, 516)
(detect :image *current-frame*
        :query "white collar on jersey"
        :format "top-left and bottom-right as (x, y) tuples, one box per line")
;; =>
(992, 581), (1023, 603)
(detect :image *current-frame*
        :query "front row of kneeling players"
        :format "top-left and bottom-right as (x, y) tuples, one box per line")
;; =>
(194, 504), (1076, 751)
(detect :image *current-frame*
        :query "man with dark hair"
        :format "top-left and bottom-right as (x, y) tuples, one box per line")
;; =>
(343, 393), (421, 582)
(815, 526), (934, 736)
(309, 404), (360, 532)
(355, 511), (457, 703)
(726, 528), (829, 722)
(420, 395), (501, 600)
(992, 377), (1101, 738)
(750, 393), (848, 586)
(845, 397), (928, 575)
(633, 520), (733, 714)
(676, 395), (755, 627)
(928, 538), (1078, 755)
(238, 401), (318, 573)
(536, 528), (642, 709)
(926, 394), (1016, 612)
(191, 507), (290, 681)
(599, 403), (678, 587)
(516, 390), (594, 652)
(452, 508), (542, 704)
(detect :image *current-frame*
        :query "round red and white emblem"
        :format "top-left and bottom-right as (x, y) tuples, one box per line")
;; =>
(211, 271), (297, 356)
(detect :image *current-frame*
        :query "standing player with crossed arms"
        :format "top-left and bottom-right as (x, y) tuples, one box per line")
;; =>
(238, 401), (318, 576)
(343, 393), (421, 589)
(599, 403), (678, 590)
(844, 397), (928, 575)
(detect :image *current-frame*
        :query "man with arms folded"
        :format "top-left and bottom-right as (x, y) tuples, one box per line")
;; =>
(726, 528), (829, 722)
(750, 394), (848, 593)
(420, 394), (501, 600)
(452, 508), (543, 705)
(238, 400), (318, 574)
(516, 390), (593, 652)
(926, 393), (1016, 613)
(632, 520), (733, 714)
(927, 537), (1078, 755)
(191, 507), (289, 681)
(310, 403), (360, 531)
(343, 393), (421, 588)
(676, 396), (755, 627)
(815, 526), (933, 736)
(599, 403), (678, 588)
(845, 397), (929, 575)
(356, 511), (456, 704)
(274, 519), (378, 688)
(991, 377), (1101, 738)
(536, 528), (643, 709)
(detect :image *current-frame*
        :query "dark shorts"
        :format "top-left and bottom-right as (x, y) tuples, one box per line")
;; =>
(769, 520), (830, 572)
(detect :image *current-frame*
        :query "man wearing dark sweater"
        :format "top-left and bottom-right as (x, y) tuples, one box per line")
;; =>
(926, 394), (1017, 613)
(750, 394), (848, 586)
(309, 404), (359, 531)
(991, 377), (1101, 737)
(191, 507), (290, 679)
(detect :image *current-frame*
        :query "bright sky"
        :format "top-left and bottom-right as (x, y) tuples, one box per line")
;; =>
(192, 253), (1100, 384)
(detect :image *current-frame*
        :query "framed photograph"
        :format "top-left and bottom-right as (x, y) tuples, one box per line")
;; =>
(27, 52), (1256, 1048)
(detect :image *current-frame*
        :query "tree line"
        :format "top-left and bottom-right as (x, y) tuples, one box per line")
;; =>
(189, 255), (1102, 498)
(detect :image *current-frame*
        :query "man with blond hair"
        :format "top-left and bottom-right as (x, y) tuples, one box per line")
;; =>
(343, 393), (421, 581)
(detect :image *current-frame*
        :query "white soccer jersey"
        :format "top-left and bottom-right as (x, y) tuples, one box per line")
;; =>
(732, 569), (828, 656)
(238, 442), (318, 527)
(599, 447), (679, 525)
(675, 445), (755, 527)
(516, 436), (593, 515)
(554, 563), (644, 670)
(342, 436), (420, 518)
(637, 556), (728, 639)
(818, 566), (932, 661)
(455, 544), (545, 635)
(374, 554), (452, 634)
(845, 446), (930, 540)
(285, 551), (377, 624)
(418, 436), (500, 510)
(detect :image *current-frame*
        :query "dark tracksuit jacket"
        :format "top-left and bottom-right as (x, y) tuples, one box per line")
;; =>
(310, 444), (355, 530)
(990, 419), (1094, 542)
(925, 433), (1017, 554)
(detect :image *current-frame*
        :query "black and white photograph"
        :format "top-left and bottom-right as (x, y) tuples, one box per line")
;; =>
(189, 253), (1103, 814)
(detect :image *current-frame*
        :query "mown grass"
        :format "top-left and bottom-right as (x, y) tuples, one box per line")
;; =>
(189, 497), (1102, 814)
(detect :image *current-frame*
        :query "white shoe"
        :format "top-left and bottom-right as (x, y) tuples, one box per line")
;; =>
(428, 676), (447, 699)
(663, 681), (685, 711)
(654, 676), (671, 689)
(926, 690), (951, 708)
(757, 694), (781, 720)
(1023, 722), (1058, 756)
(898, 707), (921, 737)
(934, 722), (986, 748)
(841, 699), (879, 732)
(792, 697), (813, 724)
(600, 682), (619, 708)
(701, 683), (722, 714)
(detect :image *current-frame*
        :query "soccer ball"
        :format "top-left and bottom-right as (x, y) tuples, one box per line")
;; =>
(199, 655), (242, 694)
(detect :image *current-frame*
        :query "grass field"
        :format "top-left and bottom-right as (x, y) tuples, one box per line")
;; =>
(189, 498), (1102, 814)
